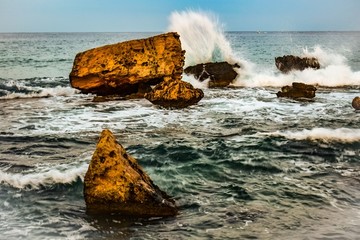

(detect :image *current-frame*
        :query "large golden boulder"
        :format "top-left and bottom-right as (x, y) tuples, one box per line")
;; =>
(84, 129), (178, 217)
(69, 32), (185, 98)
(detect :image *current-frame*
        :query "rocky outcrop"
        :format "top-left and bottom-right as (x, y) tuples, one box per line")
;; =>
(69, 32), (185, 98)
(184, 62), (240, 88)
(145, 80), (204, 108)
(84, 129), (178, 217)
(275, 55), (320, 73)
(276, 82), (317, 99)
(352, 97), (360, 110)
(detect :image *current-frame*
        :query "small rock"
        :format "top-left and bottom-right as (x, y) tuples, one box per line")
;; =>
(145, 80), (204, 108)
(184, 62), (240, 88)
(352, 97), (360, 110)
(276, 82), (317, 99)
(275, 55), (320, 73)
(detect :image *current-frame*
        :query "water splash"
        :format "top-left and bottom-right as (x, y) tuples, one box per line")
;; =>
(168, 10), (237, 67)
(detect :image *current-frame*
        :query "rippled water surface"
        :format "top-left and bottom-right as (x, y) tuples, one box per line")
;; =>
(0, 31), (360, 239)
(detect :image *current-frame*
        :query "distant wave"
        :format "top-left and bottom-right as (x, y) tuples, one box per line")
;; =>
(263, 128), (360, 143)
(0, 162), (88, 189)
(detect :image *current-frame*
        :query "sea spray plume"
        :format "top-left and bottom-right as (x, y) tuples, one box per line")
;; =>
(168, 10), (236, 67)
(302, 46), (347, 67)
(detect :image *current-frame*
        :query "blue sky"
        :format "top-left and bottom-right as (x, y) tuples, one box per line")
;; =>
(0, 0), (359, 32)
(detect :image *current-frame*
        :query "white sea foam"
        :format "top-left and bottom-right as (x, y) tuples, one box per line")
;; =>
(264, 128), (360, 143)
(0, 162), (88, 189)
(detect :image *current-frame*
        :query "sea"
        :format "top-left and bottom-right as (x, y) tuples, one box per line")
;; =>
(1, 11), (360, 240)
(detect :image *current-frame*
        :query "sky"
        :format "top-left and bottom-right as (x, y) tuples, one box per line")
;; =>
(0, 0), (359, 32)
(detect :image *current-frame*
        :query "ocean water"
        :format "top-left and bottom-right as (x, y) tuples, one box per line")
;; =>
(1, 14), (360, 239)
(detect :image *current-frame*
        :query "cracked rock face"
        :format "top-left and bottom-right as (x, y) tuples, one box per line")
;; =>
(84, 129), (178, 217)
(69, 32), (185, 98)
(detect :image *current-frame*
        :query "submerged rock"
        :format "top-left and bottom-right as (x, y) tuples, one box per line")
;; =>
(184, 62), (240, 88)
(352, 97), (360, 110)
(275, 55), (320, 73)
(145, 79), (204, 108)
(84, 129), (178, 217)
(276, 82), (317, 99)
(69, 32), (185, 98)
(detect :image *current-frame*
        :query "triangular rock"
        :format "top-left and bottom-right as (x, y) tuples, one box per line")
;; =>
(84, 129), (178, 217)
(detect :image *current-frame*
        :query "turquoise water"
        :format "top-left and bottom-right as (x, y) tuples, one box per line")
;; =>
(0, 31), (360, 239)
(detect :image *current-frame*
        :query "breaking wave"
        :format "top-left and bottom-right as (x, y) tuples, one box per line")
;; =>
(264, 128), (360, 143)
(0, 162), (88, 189)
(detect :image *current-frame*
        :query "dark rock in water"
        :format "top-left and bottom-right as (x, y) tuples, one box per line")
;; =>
(352, 97), (360, 110)
(276, 82), (317, 99)
(275, 55), (320, 73)
(145, 79), (204, 108)
(184, 62), (240, 88)
(84, 129), (178, 217)
(69, 32), (185, 98)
